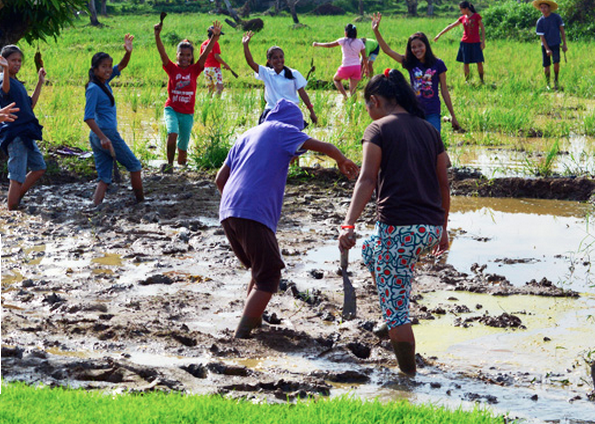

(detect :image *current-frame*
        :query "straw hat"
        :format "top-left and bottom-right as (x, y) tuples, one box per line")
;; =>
(532, 0), (558, 11)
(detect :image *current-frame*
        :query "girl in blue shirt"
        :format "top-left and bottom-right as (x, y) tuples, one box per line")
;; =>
(84, 34), (144, 206)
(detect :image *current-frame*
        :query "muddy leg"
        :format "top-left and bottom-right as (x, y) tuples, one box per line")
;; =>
(177, 149), (187, 166)
(389, 323), (417, 376)
(130, 170), (144, 202)
(234, 287), (272, 339)
(333, 77), (348, 100)
(7, 180), (22, 210)
(348, 78), (359, 97)
(166, 133), (177, 167)
(93, 180), (109, 206)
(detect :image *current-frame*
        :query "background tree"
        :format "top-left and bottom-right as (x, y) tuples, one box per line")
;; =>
(88, 0), (100, 26)
(0, 0), (88, 48)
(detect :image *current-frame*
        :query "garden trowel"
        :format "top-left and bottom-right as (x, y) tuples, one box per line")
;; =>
(340, 249), (356, 320)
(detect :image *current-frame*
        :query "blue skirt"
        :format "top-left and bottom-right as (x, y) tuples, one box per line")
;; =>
(456, 42), (484, 64)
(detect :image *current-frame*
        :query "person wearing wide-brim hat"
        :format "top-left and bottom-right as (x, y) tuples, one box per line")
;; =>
(533, 0), (568, 90)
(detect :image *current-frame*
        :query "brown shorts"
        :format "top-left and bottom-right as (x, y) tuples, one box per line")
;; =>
(221, 217), (285, 293)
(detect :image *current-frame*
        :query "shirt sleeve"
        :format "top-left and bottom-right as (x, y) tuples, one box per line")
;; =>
(84, 85), (99, 122)
(256, 64), (271, 82)
(292, 69), (307, 90)
(557, 14), (564, 27)
(108, 64), (121, 83)
(362, 121), (382, 148)
(436, 59), (447, 75)
(536, 17), (544, 35)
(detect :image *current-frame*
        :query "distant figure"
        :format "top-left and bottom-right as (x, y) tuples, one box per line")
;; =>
(361, 37), (380, 77)
(339, 69), (450, 376)
(216, 99), (358, 338)
(0, 46), (47, 211)
(84, 34), (144, 206)
(313, 23), (368, 100)
(434, 1), (485, 83)
(372, 13), (460, 133)
(200, 25), (232, 97)
(242, 31), (317, 125)
(154, 20), (222, 172)
(533, 0), (567, 90)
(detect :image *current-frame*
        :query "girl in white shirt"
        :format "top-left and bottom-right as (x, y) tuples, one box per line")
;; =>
(313, 23), (367, 100)
(242, 31), (317, 124)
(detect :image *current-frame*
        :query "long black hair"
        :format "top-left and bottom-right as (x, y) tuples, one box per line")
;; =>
(459, 1), (477, 13)
(266, 46), (294, 80)
(86, 52), (115, 107)
(364, 69), (425, 119)
(402, 32), (437, 69)
(345, 23), (357, 39)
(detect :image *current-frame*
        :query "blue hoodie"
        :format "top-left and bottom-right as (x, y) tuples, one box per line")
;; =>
(219, 99), (310, 233)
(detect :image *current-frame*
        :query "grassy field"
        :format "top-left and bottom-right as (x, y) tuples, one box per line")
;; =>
(0, 380), (502, 424)
(12, 13), (595, 175)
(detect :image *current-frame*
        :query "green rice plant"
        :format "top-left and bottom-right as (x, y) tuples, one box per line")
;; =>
(523, 139), (560, 177)
(584, 112), (595, 137)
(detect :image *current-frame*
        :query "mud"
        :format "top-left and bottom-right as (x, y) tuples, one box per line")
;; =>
(2, 167), (595, 421)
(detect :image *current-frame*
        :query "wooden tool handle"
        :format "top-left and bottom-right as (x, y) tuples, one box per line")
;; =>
(340, 249), (349, 270)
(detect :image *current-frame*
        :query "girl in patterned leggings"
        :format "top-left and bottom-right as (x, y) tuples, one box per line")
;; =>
(338, 68), (450, 376)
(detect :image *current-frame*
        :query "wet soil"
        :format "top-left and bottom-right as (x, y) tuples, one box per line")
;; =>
(1, 167), (594, 417)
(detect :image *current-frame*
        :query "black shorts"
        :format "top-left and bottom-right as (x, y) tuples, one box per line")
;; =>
(542, 44), (560, 67)
(222, 217), (285, 293)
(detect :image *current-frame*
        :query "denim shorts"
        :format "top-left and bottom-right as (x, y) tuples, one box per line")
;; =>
(164, 106), (194, 151)
(7, 137), (47, 183)
(425, 113), (441, 133)
(89, 128), (141, 184)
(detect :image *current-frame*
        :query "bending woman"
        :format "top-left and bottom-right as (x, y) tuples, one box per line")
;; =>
(338, 69), (450, 376)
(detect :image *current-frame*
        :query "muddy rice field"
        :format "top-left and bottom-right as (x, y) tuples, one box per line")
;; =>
(2, 167), (595, 423)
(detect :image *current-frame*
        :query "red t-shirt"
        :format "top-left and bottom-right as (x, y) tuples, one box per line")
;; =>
(458, 13), (482, 43)
(200, 39), (221, 69)
(163, 60), (203, 115)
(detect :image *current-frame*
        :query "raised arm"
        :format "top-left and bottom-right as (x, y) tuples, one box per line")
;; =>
(31, 67), (46, 109)
(434, 20), (461, 42)
(197, 21), (222, 68)
(118, 33), (134, 71)
(154, 23), (170, 66)
(371, 13), (404, 64)
(1, 56), (10, 94)
(242, 31), (259, 73)
(312, 41), (340, 48)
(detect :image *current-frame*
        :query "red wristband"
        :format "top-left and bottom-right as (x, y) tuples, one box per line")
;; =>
(341, 225), (355, 229)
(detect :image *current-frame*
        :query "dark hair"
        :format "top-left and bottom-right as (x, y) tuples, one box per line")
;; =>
(345, 23), (357, 39)
(403, 32), (436, 69)
(364, 69), (425, 119)
(266, 46), (295, 80)
(177, 39), (195, 64)
(86, 52), (115, 107)
(1, 45), (22, 60)
(459, 1), (477, 13)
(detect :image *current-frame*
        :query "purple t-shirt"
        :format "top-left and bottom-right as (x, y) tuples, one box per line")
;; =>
(219, 99), (310, 233)
(407, 58), (447, 116)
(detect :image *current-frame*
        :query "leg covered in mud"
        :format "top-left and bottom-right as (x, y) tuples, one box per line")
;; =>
(389, 324), (417, 376)
(234, 282), (272, 338)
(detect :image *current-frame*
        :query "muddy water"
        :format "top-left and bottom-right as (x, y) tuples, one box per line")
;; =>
(2, 177), (595, 423)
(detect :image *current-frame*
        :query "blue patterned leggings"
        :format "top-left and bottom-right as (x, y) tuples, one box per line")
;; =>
(362, 222), (442, 330)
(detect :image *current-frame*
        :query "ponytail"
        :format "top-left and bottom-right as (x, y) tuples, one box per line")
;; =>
(345, 23), (357, 41)
(266, 46), (295, 80)
(364, 69), (425, 120)
(86, 52), (115, 107)
(459, 1), (477, 13)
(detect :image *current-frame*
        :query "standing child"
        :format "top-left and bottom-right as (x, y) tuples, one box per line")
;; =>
(361, 37), (380, 78)
(216, 98), (358, 338)
(313, 24), (367, 99)
(200, 25), (231, 97)
(434, 1), (485, 83)
(154, 20), (222, 172)
(0, 46), (47, 211)
(84, 34), (144, 206)
(372, 13), (460, 133)
(339, 69), (450, 376)
(533, 0), (567, 90)
(242, 31), (317, 125)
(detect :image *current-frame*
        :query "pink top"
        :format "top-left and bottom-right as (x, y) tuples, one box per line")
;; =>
(458, 13), (482, 43)
(337, 37), (365, 67)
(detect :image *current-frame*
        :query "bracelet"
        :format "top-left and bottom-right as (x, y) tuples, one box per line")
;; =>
(307, 104), (314, 110)
(340, 225), (355, 230)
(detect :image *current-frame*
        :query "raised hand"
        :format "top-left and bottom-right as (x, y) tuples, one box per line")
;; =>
(154, 23), (162, 35)
(242, 31), (254, 45)
(210, 20), (222, 37)
(124, 33), (134, 52)
(371, 12), (382, 32)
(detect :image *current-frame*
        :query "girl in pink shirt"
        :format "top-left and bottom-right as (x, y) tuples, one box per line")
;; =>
(313, 24), (367, 100)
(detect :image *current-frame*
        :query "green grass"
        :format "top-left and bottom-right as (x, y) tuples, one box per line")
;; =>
(0, 381), (502, 424)
(11, 13), (595, 174)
